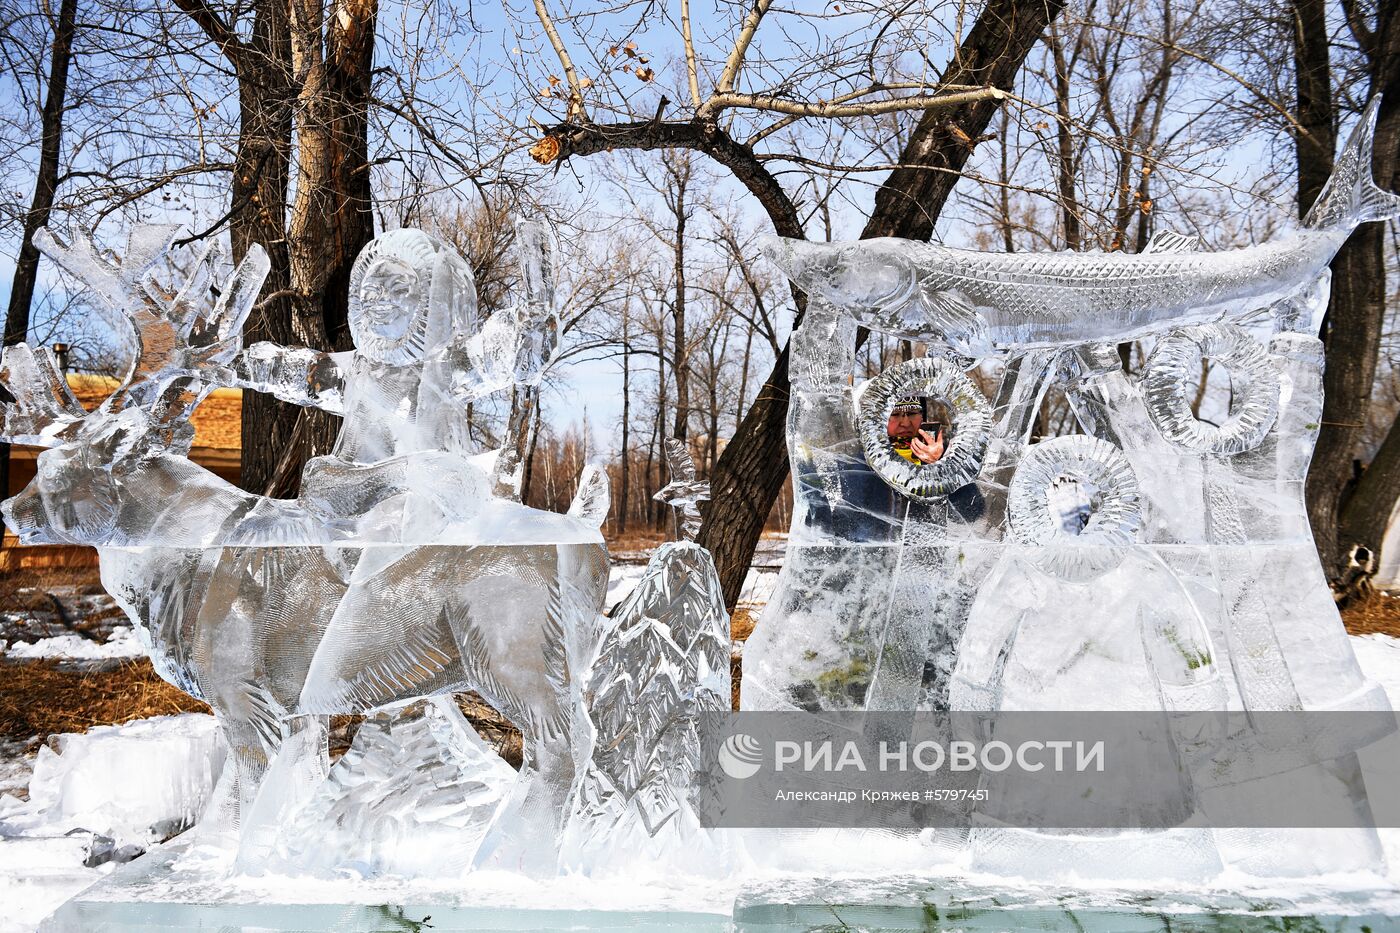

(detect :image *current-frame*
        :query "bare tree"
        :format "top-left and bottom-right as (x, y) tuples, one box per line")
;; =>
(517, 0), (1065, 605)
(1, 0), (78, 530)
(1302, 0), (1400, 586)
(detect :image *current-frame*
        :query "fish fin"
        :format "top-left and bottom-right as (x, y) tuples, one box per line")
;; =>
(1142, 231), (1200, 254)
(918, 284), (991, 358)
(1304, 95), (1400, 231)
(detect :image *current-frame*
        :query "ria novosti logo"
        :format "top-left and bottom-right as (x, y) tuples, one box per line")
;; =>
(718, 733), (763, 779)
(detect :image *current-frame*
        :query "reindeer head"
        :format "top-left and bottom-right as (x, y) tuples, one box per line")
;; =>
(1, 226), (267, 545)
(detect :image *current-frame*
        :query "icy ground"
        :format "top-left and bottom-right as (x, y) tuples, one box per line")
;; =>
(0, 583), (142, 663)
(1, 546), (1400, 931)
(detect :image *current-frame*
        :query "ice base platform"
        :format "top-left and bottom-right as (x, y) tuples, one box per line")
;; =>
(39, 842), (732, 932)
(733, 874), (1400, 932)
(40, 844), (1400, 932)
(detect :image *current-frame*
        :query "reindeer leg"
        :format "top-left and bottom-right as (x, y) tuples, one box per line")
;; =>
(233, 713), (330, 872)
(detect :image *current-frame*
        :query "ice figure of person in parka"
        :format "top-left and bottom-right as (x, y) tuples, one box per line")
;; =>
(235, 224), (558, 535)
(949, 432), (1229, 883)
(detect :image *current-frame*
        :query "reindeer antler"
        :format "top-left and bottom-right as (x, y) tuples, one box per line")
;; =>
(0, 344), (86, 446)
(26, 224), (269, 452)
(31, 224), (181, 317)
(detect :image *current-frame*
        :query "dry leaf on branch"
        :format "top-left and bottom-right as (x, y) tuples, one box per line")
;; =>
(530, 136), (562, 164)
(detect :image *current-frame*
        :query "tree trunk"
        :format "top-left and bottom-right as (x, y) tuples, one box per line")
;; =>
(654, 317), (668, 529)
(229, 0), (299, 496)
(522, 401), (542, 505)
(1298, 0), (1399, 579)
(278, 0), (378, 495)
(2, 0), (77, 524)
(736, 321), (754, 432)
(698, 0), (1066, 608)
(1323, 3), (1400, 582)
(1047, 22), (1082, 250)
(698, 345), (793, 603)
(643, 410), (657, 532)
(619, 321), (631, 535)
(6, 0), (76, 341)
(863, 1), (1067, 241)
(672, 169), (689, 442)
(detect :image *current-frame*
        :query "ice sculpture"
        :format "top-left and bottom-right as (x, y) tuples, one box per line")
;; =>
(269, 697), (517, 878)
(5, 93), (1400, 913)
(562, 438), (733, 875)
(1, 206), (742, 887)
(744, 96), (1400, 879)
(0, 218), (626, 877)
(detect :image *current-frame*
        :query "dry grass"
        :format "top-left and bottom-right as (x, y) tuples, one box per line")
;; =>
(0, 658), (526, 771)
(731, 607), (758, 643)
(1341, 590), (1400, 638)
(0, 565), (106, 600)
(603, 529), (672, 553)
(0, 658), (210, 740)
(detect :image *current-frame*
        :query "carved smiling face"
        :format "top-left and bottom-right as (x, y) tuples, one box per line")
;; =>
(357, 257), (424, 344)
(349, 230), (441, 365)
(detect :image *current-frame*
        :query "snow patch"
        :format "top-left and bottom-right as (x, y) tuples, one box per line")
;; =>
(0, 836), (110, 933)
(1, 626), (143, 660)
(1351, 633), (1400, 708)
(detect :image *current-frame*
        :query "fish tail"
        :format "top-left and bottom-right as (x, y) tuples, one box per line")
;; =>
(1304, 95), (1400, 231)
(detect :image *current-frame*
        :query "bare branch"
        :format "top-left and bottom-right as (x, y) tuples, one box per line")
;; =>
(170, 0), (242, 69)
(531, 0), (584, 121)
(532, 119), (803, 239)
(709, 86), (1003, 121)
(709, 0), (774, 102)
(680, 0), (702, 108)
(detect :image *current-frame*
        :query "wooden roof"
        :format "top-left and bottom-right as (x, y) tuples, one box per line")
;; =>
(66, 375), (242, 451)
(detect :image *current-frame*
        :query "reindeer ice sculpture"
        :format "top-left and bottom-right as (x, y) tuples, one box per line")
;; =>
(1, 221), (611, 874)
(743, 97), (1400, 879)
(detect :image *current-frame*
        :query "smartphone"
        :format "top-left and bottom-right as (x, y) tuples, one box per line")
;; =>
(921, 421), (944, 442)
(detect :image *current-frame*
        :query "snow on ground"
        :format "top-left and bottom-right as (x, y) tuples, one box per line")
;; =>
(1353, 634), (1400, 707)
(0, 625), (144, 660)
(0, 836), (116, 933)
(606, 563), (780, 612)
(606, 534), (785, 612)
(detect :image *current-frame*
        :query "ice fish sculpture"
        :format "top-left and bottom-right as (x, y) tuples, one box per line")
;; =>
(0, 220), (611, 875)
(763, 98), (1400, 358)
(746, 96), (1399, 882)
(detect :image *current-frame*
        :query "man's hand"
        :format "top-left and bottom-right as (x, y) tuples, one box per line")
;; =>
(909, 428), (945, 464)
